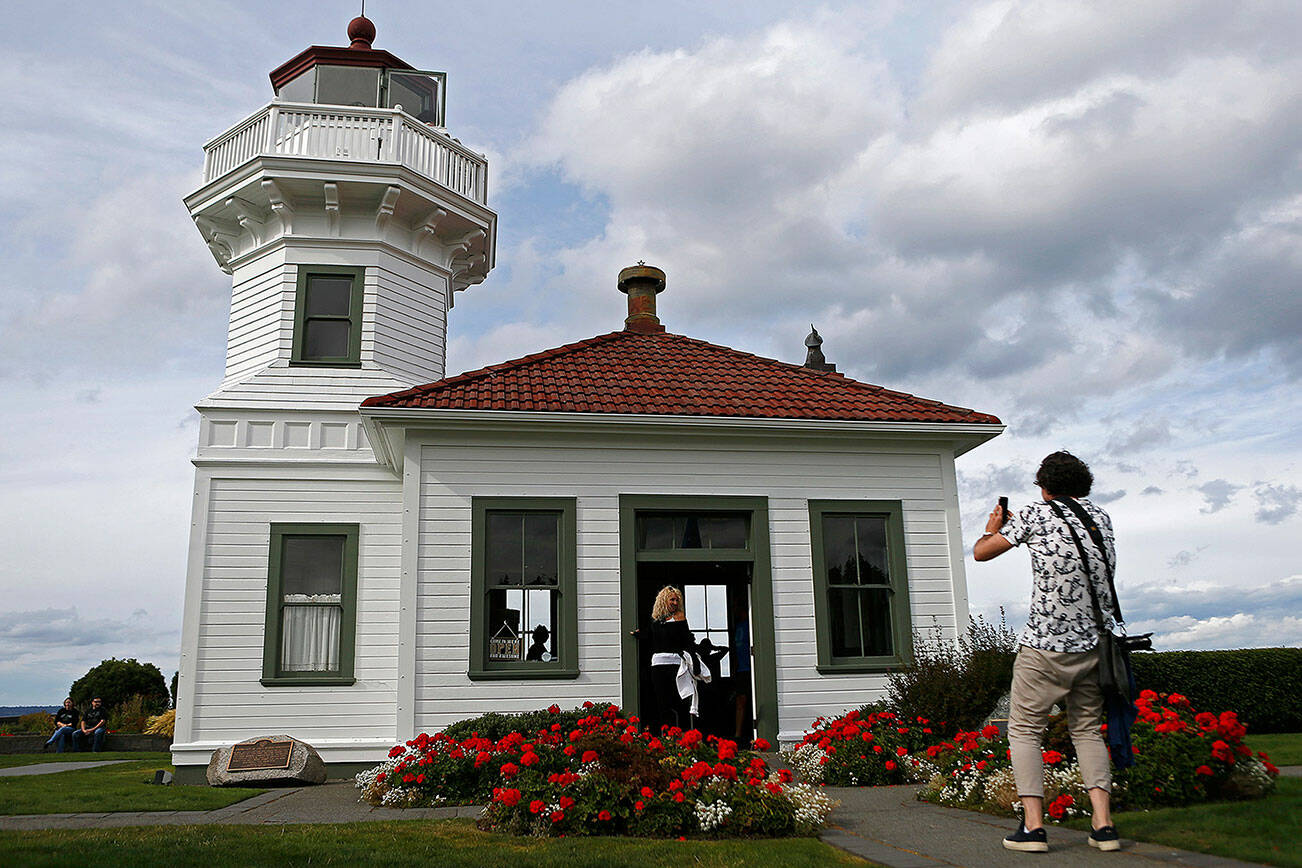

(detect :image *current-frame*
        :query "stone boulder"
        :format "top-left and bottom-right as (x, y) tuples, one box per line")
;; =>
(206, 735), (326, 787)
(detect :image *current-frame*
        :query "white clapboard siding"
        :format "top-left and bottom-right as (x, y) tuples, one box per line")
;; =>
(413, 436), (959, 739)
(222, 252), (291, 385)
(209, 246), (449, 410)
(370, 260), (447, 385)
(189, 472), (402, 746)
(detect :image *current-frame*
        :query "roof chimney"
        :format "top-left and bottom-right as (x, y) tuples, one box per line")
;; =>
(803, 324), (836, 372)
(618, 262), (666, 333)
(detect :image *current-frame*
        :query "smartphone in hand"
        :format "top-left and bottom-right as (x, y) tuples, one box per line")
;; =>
(998, 496), (1009, 523)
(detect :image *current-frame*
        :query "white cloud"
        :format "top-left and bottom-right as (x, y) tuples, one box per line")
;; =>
(1196, 478), (1243, 513)
(1254, 483), (1302, 525)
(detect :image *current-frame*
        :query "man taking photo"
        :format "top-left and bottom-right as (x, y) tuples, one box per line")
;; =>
(973, 451), (1122, 854)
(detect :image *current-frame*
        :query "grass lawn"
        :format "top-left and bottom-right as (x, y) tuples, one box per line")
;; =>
(1246, 732), (1302, 766)
(1064, 776), (1301, 868)
(0, 751), (172, 770)
(0, 760), (262, 815)
(0, 820), (873, 867)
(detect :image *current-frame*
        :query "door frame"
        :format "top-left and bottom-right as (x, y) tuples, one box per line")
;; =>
(617, 494), (778, 744)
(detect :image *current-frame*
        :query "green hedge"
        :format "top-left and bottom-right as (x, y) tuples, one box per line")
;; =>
(440, 703), (618, 742)
(1131, 648), (1302, 734)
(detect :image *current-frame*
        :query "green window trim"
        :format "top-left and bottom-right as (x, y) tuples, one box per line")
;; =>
(617, 494), (780, 746)
(469, 497), (579, 681)
(290, 265), (365, 367)
(808, 500), (913, 674)
(261, 523), (360, 686)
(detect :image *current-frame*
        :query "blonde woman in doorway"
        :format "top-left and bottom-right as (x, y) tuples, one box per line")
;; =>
(649, 585), (695, 733)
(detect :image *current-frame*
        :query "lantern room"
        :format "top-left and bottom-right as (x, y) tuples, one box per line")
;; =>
(269, 15), (446, 126)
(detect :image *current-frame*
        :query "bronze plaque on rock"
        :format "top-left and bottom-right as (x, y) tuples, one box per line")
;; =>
(227, 738), (294, 772)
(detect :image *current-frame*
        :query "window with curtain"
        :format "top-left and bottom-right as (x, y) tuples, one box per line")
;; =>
(808, 501), (913, 671)
(470, 498), (577, 680)
(263, 524), (359, 685)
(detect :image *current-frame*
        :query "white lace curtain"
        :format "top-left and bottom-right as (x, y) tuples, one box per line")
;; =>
(281, 594), (342, 672)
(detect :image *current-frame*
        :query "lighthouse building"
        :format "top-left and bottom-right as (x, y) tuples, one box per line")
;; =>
(172, 17), (1002, 781)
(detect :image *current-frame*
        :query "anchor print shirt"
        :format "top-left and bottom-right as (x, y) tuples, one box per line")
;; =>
(998, 498), (1119, 653)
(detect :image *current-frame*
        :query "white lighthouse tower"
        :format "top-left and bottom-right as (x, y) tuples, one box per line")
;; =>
(173, 16), (495, 775)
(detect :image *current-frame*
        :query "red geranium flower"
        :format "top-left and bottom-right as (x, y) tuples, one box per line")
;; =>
(598, 809), (612, 821)
(548, 704), (560, 714)
(896, 746), (908, 757)
(885, 760), (897, 771)
(581, 750), (599, 764)
(1195, 765), (1213, 776)
(520, 752), (539, 767)
(1042, 750), (1063, 765)
(752, 737), (771, 751)
(559, 796), (575, 810)
(634, 800), (645, 811)
(500, 762), (519, 778)
(551, 810), (565, 823)
(529, 799), (545, 814)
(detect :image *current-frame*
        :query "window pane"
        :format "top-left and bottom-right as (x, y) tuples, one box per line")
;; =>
(281, 604), (341, 671)
(822, 515), (857, 584)
(281, 536), (344, 596)
(856, 516), (890, 584)
(639, 515), (674, 550)
(303, 319), (350, 359)
(486, 513), (523, 586)
(315, 64), (380, 107)
(305, 276), (353, 316)
(487, 587), (559, 663)
(828, 587), (893, 659)
(700, 515), (747, 549)
(523, 513), (558, 586)
(684, 584), (706, 629)
(706, 584), (727, 629)
(278, 69), (316, 103)
(387, 71), (441, 123)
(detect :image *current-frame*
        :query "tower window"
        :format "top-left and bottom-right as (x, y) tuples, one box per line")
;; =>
(291, 266), (364, 367)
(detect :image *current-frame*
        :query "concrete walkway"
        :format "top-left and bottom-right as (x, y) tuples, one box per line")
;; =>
(820, 783), (1267, 868)
(0, 781), (480, 830)
(0, 774), (1282, 867)
(0, 761), (131, 778)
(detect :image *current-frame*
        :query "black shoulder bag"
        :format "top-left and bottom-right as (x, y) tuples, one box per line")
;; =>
(1047, 498), (1152, 702)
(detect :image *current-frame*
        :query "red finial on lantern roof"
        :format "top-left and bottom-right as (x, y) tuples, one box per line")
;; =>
(347, 15), (376, 49)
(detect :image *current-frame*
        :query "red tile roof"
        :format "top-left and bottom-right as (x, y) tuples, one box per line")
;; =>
(361, 329), (1001, 424)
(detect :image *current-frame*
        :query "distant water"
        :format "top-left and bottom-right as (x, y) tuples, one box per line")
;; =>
(0, 706), (58, 716)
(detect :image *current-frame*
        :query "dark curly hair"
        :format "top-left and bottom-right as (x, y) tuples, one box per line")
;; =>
(1034, 451), (1093, 497)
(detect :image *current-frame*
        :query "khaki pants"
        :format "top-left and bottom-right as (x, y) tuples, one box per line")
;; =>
(1008, 644), (1111, 798)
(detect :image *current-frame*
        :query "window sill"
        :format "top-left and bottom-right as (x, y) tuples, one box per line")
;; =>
(260, 676), (357, 687)
(288, 360), (363, 369)
(468, 668), (580, 682)
(815, 660), (908, 675)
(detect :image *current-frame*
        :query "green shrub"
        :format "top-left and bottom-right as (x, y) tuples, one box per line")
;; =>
(106, 694), (151, 733)
(70, 658), (169, 713)
(15, 711), (54, 734)
(441, 702), (619, 742)
(1131, 648), (1302, 734)
(885, 614), (1018, 731)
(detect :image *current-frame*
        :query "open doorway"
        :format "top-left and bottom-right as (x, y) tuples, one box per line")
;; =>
(635, 561), (755, 743)
(618, 496), (777, 747)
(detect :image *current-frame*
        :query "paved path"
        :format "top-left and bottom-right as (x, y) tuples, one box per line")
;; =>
(0, 761), (131, 778)
(0, 776), (1278, 868)
(820, 783), (1266, 868)
(0, 781), (479, 830)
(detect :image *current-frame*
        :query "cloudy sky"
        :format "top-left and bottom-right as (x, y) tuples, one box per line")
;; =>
(1, 0), (1299, 704)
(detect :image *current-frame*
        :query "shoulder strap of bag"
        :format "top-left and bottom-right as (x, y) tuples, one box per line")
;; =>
(1047, 500), (1112, 632)
(1052, 497), (1125, 624)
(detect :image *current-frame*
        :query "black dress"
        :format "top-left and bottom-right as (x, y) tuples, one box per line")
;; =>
(650, 618), (694, 732)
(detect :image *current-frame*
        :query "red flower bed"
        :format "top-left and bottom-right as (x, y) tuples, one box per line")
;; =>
(357, 702), (832, 837)
(786, 708), (953, 785)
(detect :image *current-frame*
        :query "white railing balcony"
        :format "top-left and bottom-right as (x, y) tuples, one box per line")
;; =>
(202, 101), (488, 205)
